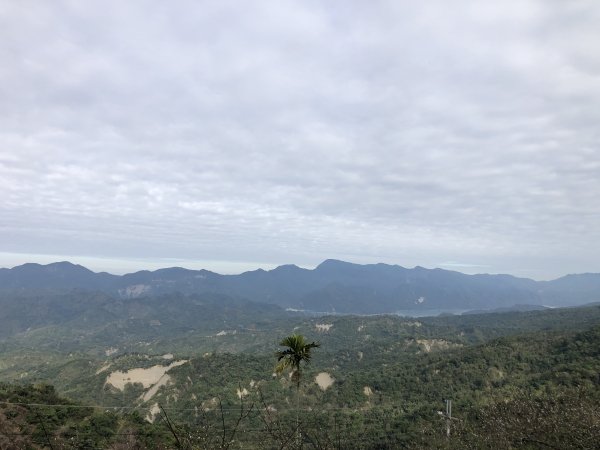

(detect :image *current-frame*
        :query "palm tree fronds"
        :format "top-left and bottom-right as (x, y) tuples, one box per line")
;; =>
(274, 334), (320, 380)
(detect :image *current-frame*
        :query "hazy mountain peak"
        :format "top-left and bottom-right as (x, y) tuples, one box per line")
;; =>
(315, 259), (357, 270)
(271, 264), (302, 272)
(47, 261), (93, 272)
(13, 261), (92, 274)
(153, 267), (193, 275)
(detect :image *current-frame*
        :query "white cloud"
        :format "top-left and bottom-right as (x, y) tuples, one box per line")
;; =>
(1, 0), (599, 279)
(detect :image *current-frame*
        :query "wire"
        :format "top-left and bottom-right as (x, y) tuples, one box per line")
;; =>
(0, 399), (404, 413)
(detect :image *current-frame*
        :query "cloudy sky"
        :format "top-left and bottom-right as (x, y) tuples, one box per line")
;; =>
(1, 1), (599, 279)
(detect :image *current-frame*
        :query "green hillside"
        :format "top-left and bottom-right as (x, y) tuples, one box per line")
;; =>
(0, 302), (599, 448)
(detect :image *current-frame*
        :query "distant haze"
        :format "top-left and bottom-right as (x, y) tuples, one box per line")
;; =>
(2, 259), (599, 314)
(1, 1), (600, 280)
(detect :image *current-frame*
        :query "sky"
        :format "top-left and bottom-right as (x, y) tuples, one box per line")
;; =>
(1, 1), (599, 279)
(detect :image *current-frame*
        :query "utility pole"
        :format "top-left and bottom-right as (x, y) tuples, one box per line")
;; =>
(445, 399), (452, 438)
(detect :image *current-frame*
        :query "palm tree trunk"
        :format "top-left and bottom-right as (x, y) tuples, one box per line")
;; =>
(296, 377), (301, 449)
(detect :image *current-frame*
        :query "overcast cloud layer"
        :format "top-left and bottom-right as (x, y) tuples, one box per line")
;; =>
(1, 1), (599, 279)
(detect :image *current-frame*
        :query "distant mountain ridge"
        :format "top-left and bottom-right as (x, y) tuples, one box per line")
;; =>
(1, 259), (600, 313)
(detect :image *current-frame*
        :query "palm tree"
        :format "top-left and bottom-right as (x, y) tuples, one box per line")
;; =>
(275, 334), (320, 446)
(275, 334), (320, 387)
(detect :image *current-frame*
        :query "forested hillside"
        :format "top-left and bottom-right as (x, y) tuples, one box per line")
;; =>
(0, 301), (599, 448)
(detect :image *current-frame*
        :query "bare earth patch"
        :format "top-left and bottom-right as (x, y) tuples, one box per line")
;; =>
(415, 339), (460, 353)
(146, 403), (160, 422)
(315, 372), (335, 391)
(95, 363), (112, 375)
(216, 330), (237, 336)
(105, 360), (188, 392)
(141, 373), (172, 402)
(119, 284), (151, 298)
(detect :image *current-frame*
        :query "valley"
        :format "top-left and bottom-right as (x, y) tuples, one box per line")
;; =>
(0, 275), (599, 448)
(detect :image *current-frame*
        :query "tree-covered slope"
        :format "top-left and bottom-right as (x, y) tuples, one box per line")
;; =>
(1, 321), (598, 448)
(3, 260), (600, 313)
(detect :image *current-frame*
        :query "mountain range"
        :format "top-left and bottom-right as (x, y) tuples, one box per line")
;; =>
(1, 260), (599, 314)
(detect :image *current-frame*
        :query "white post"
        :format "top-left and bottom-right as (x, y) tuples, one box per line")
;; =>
(445, 399), (452, 438)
